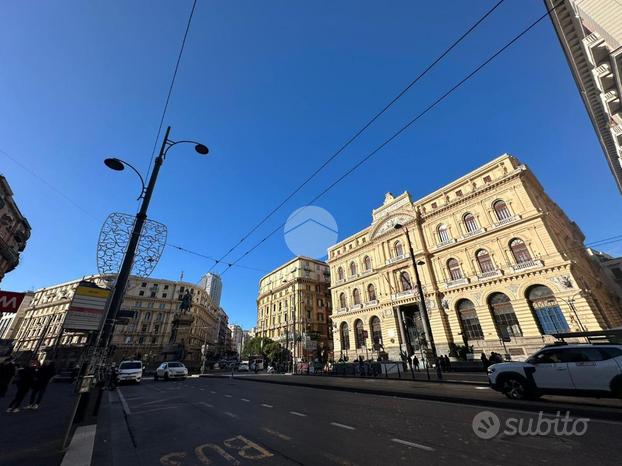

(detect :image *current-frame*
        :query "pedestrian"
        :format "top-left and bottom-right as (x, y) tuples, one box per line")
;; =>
(7, 361), (37, 413)
(0, 357), (17, 397)
(435, 356), (443, 380)
(480, 352), (489, 371)
(26, 361), (56, 409)
(413, 355), (420, 372)
(444, 355), (452, 372)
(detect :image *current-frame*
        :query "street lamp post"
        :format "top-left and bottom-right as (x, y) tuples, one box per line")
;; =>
(99, 126), (208, 353)
(393, 223), (437, 360)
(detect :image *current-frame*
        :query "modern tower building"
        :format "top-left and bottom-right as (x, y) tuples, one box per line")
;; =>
(199, 272), (223, 307)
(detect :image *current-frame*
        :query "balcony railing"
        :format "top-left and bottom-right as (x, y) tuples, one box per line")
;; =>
(493, 214), (521, 228)
(360, 268), (373, 276)
(335, 278), (346, 285)
(434, 238), (456, 249)
(391, 289), (415, 300)
(445, 277), (470, 289)
(350, 304), (362, 311)
(477, 269), (503, 281)
(511, 259), (543, 273)
(461, 228), (484, 239)
(594, 62), (612, 78)
(364, 300), (378, 307)
(386, 254), (408, 265)
(348, 273), (359, 281)
(337, 307), (348, 314)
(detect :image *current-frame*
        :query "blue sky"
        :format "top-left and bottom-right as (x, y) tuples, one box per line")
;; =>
(2, 1), (621, 329)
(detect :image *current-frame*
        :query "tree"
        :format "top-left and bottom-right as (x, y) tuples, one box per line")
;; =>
(241, 336), (273, 359)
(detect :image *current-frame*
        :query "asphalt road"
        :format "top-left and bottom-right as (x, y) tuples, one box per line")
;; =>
(94, 377), (622, 466)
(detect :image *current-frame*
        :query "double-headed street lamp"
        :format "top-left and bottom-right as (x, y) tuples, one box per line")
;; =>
(99, 126), (209, 352)
(393, 223), (437, 360)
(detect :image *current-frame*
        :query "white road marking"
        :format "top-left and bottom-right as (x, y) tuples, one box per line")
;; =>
(330, 422), (355, 430)
(391, 438), (435, 451)
(240, 398), (250, 402)
(223, 411), (239, 418)
(134, 406), (180, 415)
(210, 390), (216, 394)
(116, 388), (131, 415)
(198, 402), (214, 408)
(289, 411), (307, 417)
(261, 404), (273, 408)
(475, 386), (490, 390)
(225, 394), (232, 398)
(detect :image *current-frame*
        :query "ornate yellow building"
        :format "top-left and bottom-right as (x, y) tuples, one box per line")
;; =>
(256, 257), (332, 362)
(328, 154), (622, 362)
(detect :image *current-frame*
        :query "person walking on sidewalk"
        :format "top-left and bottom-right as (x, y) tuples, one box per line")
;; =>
(6, 361), (37, 412)
(26, 361), (55, 410)
(0, 357), (17, 397)
(480, 352), (489, 371)
(412, 355), (420, 372)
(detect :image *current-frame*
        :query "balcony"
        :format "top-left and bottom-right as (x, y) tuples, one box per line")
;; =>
(511, 259), (543, 273)
(350, 304), (362, 311)
(445, 277), (470, 289)
(364, 300), (378, 307)
(461, 228), (484, 240)
(391, 289), (415, 300)
(386, 254), (408, 265)
(360, 268), (373, 276)
(593, 63), (612, 78)
(493, 214), (521, 229)
(434, 238), (456, 250)
(348, 273), (359, 281)
(335, 278), (346, 285)
(337, 307), (348, 314)
(476, 269), (503, 281)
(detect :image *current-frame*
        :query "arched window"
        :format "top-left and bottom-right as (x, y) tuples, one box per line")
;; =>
(370, 316), (382, 349)
(488, 292), (522, 340)
(463, 213), (478, 233)
(394, 240), (404, 257)
(363, 256), (372, 271)
(339, 293), (347, 309)
(456, 299), (483, 340)
(353, 288), (361, 305)
(527, 285), (569, 334)
(367, 284), (377, 301)
(337, 267), (344, 281)
(476, 249), (495, 273)
(340, 322), (350, 350)
(354, 319), (365, 348)
(509, 238), (531, 264)
(400, 271), (413, 291)
(447, 258), (463, 280)
(437, 224), (450, 243)
(493, 200), (511, 221)
(350, 261), (358, 276)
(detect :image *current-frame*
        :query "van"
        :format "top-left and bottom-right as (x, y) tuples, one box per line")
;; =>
(117, 360), (143, 384)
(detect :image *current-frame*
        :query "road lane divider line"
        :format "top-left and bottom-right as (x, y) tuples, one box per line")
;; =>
(116, 388), (131, 415)
(289, 411), (307, 417)
(197, 402), (214, 408)
(240, 398), (250, 402)
(223, 411), (239, 418)
(261, 404), (273, 408)
(330, 422), (355, 430)
(210, 390), (216, 394)
(391, 438), (435, 452)
(225, 394), (232, 398)
(261, 427), (291, 441)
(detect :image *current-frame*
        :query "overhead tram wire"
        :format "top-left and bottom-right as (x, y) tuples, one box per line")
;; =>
(219, 1), (564, 276)
(145, 0), (199, 179)
(205, 0), (507, 273)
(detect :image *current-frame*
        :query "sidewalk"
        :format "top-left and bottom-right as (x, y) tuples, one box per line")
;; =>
(204, 373), (622, 422)
(0, 382), (76, 466)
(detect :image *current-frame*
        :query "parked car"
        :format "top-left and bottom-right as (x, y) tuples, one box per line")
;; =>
(488, 344), (622, 400)
(154, 361), (188, 381)
(116, 360), (143, 384)
(238, 361), (249, 372)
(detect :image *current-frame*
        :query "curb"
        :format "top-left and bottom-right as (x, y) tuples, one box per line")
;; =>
(204, 374), (622, 422)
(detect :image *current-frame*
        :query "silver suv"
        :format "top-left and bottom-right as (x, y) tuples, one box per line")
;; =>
(488, 344), (622, 400)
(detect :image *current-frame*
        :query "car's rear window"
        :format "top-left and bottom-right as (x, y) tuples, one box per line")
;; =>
(119, 362), (141, 369)
(168, 362), (183, 368)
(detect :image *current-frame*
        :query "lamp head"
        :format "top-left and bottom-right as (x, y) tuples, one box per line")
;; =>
(194, 144), (209, 155)
(104, 158), (125, 171)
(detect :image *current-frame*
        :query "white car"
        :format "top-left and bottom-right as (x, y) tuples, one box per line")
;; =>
(155, 361), (188, 381)
(238, 361), (249, 372)
(117, 360), (143, 384)
(488, 344), (622, 400)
